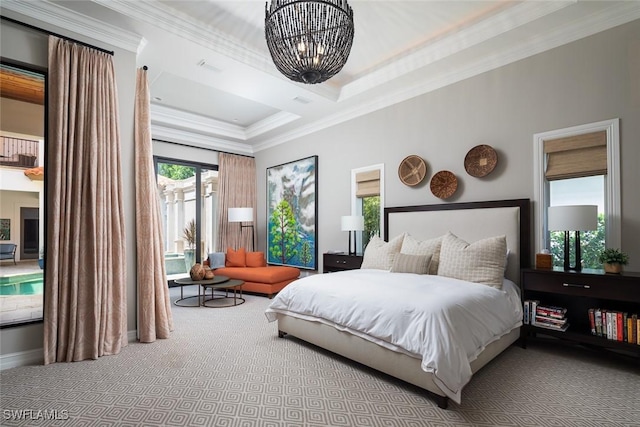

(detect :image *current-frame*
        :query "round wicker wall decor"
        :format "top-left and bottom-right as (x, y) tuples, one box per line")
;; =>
(398, 155), (427, 186)
(464, 144), (498, 177)
(430, 170), (458, 199)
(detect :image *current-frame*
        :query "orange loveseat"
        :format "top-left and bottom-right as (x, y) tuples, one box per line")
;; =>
(207, 248), (300, 299)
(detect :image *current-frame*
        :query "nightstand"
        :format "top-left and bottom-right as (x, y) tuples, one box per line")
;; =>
(521, 268), (640, 356)
(323, 253), (363, 273)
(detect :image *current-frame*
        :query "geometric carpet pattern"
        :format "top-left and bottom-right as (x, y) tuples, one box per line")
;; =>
(1, 286), (639, 426)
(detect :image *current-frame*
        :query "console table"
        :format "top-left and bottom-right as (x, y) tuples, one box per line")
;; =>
(521, 268), (640, 356)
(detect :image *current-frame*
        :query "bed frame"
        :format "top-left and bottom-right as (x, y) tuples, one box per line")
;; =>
(276, 199), (531, 408)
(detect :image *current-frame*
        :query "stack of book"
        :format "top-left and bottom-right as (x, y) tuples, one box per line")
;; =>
(589, 309), (640, 344)
(523, 300), (569, 332)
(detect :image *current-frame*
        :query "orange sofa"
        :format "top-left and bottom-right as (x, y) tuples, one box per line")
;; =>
(207, 248), (300, 298)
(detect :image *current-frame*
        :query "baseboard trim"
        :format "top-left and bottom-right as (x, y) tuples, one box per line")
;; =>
(0, 348), (43, 370)
(1, 329), (138, 370)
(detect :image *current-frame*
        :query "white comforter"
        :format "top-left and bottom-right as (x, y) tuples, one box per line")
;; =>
(265, 269), (522, 404)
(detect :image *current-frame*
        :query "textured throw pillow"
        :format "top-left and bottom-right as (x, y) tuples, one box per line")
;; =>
(207, 252), (226, 269)
(246, 251), (267, 267)
(400, 234), (443, 275)
(437, 232), (507, 289)
(226, 247), (246, 267)
(391, 253), (432, 275)
(361, 233), (405, 270)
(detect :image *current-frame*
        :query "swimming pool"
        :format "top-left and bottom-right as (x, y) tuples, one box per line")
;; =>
(0, 272), (44, 296)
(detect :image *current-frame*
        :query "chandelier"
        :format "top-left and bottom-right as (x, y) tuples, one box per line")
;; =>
(265, 0), (355, 84)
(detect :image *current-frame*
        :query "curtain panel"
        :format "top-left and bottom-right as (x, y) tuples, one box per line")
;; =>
(134, 68), (174, 342)
(44, 36), (127, 364)
(216, 154), (257, 252)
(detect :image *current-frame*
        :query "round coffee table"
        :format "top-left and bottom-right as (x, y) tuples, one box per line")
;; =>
(201, 278), (245, 308)
(173, 275), (231, 307)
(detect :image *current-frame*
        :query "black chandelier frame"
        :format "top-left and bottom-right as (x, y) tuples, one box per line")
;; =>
(265, 0), (355, 84)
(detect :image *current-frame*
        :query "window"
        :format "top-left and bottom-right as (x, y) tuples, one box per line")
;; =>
(155, 158), (218, 280)
(0, 63), (46, 327)
(533, 119), (620, 268)
(351, 164), (384, 253)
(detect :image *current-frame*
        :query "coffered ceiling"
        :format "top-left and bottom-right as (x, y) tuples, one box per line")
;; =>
(2, 1), (639, 154)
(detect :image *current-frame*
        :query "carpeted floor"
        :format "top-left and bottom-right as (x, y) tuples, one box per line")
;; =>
(1, 287), (639, 426)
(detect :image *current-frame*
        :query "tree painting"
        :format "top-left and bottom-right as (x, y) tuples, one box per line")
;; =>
(267, 156), (317, 270)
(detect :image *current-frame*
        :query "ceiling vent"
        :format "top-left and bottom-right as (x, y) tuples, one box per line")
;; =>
(292, 96), (312, 104)
(197, 60), (221, 73)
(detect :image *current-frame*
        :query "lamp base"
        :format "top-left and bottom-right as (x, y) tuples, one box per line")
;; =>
(347, 231), (357, 256)
(562, 230), (583, 271)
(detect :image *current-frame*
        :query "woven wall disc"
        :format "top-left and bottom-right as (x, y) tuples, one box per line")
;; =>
(398, 155), (427, 186)
(464, 144), (498, 177)
(430, 170), (458, 199)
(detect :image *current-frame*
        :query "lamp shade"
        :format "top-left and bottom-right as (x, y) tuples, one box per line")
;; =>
(228, 207), (253, 223)
(341, 215), (364, 231)
(548, 205), (598, 231)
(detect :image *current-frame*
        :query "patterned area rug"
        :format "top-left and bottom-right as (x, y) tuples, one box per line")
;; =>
(1, 287), (639, 426)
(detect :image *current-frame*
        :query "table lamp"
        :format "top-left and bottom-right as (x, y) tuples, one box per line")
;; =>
(548, 205), (597, 271)
(341, 215), (364, 256)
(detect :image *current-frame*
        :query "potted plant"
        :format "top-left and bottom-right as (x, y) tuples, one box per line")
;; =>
(598, 248), (629, 274)
(183, 219), (197, 270)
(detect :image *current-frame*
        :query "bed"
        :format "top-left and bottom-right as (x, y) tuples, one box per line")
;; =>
(265, 199), (531, 408)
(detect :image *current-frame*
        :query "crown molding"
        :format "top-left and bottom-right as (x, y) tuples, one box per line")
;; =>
(151, 123), (254, 156)
(340, 1), (575, 101)
(245, 111), (300, 140)
(254, 1), (640, 152)
(1, 0), (142, 52)
(150, 104), (246, 140)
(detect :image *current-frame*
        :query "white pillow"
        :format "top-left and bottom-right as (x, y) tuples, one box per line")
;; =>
(400, 234), (443, 275)
(437, 232), (507, 289)
(361, 233), (405, 270)
(391, 253), (432, 275)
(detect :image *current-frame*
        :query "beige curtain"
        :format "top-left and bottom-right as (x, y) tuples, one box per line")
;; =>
(44, 36), (127, 364)
(216, 153), (257, 252)
(134, 68), (173, 342)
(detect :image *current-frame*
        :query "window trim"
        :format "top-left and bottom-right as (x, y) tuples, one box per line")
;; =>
(351, 163), (385, 242)
(533, 118), (620, 254)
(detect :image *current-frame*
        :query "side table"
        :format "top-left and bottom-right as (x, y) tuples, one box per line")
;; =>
(173, 275), (230, 307)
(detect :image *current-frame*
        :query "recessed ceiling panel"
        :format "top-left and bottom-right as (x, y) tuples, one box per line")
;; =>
(150, 72), (280, 127)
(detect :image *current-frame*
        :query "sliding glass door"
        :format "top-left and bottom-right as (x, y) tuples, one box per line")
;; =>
(155, 158), (218, 280)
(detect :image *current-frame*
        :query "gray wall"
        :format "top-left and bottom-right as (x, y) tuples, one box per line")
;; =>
(0, 19), (137, 357)
(255, 19), (640, 273)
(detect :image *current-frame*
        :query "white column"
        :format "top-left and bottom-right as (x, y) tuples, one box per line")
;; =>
(164, 190), (175, 253)
(174, 189), (185, 253)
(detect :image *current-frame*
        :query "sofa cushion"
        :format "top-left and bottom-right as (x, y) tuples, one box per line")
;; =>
(246, 251), (267, 267)
(207, 252), (226, 269)
(215, 266), (300, 284)
(226, 247), (246, 267)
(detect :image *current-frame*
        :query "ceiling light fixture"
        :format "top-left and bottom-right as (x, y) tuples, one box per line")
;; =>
(265, 0), (354, 85)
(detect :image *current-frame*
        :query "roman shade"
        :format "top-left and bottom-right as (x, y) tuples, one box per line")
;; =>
(544, 131), (607, 180)
(356, 169), (380, 197)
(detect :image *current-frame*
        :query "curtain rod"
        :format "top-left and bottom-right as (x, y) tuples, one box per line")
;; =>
(1, 15), (115, 56)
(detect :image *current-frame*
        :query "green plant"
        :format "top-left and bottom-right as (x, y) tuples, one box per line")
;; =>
(597, 248), (629, 265)
(183, 219), (196, 250)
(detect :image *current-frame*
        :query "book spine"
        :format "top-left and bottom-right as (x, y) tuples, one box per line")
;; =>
(627, 317), (633, 344)
(637, 317), (640, 345)
(594, 309), (602, 337)
(617, 312), (623, 342)
(588, 309), (596, 335)
(523, 300), (530, 325)
(633, 314), (638, 345)
(606, 312), (612, 340)
(623, 313), (628, 342)
(531, 300), (539, 326)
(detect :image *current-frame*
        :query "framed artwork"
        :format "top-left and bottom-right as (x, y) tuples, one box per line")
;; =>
(267, 155), (318, 270)
(0, 219), (9, 240)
